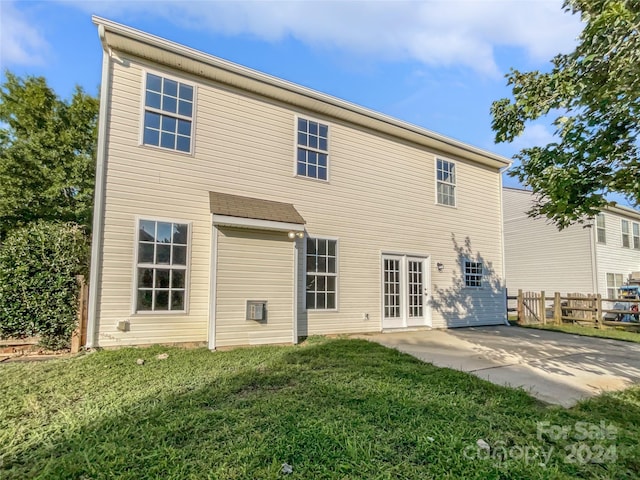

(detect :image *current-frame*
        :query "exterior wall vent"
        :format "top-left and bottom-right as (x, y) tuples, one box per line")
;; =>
(246, 301), (267, 321)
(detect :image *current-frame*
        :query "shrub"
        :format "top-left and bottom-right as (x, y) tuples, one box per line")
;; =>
(0, 221), (89, 349)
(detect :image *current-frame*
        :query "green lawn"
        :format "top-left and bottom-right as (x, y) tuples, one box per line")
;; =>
(520, 323), (640, 344)
(1, 338), (639, 479)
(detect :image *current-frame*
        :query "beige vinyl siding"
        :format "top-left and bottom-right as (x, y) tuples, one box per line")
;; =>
(96, 209), (211, 347)
(95, 55), (506, 347)
(502, 189), (594, 295)
(595, 211), (640, 297)
(215, 228), (294, 347)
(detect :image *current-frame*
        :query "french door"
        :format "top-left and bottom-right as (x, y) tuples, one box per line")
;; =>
(382, 255), (430, 329)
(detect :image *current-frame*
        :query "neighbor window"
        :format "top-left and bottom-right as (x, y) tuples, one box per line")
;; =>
(436, 159), (456, 206)
(634, 222), (640, 250)
(464, 261), (483, 287)
(607, 273), (623, 300)
(622, 220), (630, 248)
(136, 219), (189, 312)
(596, 213), (606, 244)
(306, 238), (337, 309)
(297, 117), (328, 180)
(143, 73), (194, 153)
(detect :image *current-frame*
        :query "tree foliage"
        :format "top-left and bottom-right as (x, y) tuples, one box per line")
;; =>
(0, 221), (90, 350)
(491, 0), (640, 228)
(0, 72), (99, 240)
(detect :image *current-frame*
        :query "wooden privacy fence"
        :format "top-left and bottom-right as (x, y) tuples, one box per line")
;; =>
(71, 275), (89, 353)
(507, 289), (640, 330)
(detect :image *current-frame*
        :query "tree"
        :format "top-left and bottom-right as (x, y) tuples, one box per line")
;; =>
(0, 72), (99, 240)
(0, 221), (89, 349)
(491, 0), (640, 228)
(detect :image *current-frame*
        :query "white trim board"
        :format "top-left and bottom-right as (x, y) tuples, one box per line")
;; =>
(212, 215), (305, 232)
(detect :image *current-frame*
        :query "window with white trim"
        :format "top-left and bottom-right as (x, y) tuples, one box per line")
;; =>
(606, 273), (623, 300)
(136, 219), (189, 312)
(436, 159), (456, 206)
(143, 73), (193, 153)
(622, 220), (630, 248)
(306, 238), (337, 309)
(596, 213), (606, 244)
(633, 222), (640, 250)
(464, 260), (483, 287)
(297, 118), (328, 180)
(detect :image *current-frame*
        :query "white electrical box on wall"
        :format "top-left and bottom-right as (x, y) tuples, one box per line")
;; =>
(246, 301), (267, 321)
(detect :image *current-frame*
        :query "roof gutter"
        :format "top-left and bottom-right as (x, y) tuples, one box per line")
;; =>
(86, 24), (112, 348)
(607, 204), (640, 222)
(92, 15), (511, 170)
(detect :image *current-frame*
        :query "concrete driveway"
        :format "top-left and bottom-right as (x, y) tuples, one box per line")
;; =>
(355, 326), (640, 407)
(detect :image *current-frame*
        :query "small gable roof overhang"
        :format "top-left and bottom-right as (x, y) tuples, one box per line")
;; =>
(210, 191), (305, 232)
(94, 16), (512, 172)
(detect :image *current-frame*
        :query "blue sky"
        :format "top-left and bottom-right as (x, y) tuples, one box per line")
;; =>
(1, 0), (585, 191)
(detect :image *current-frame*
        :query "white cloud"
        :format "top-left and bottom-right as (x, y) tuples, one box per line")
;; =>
(0, 1), (50, 66)
(61, 0), (583, 76)
(511, 123), (557, 149)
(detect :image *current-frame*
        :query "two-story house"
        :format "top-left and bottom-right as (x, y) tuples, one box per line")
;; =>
(503, 187), (640, 298)
(86, 17), (511, 349)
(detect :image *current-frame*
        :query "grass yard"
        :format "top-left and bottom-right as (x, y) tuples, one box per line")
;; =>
(1, 338), (639, 479)
(521, 323), (640, 344)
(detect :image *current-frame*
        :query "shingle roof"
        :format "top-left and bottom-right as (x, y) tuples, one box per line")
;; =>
(209, 191), (305, 225)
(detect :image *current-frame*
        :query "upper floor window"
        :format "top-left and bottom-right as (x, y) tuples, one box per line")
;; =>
(596, 213), (606, 244)
(622, 220), (630, 248)
(143, 73), (194, 153)
(297, 118), (328, 181)
(436, 159), (456, 206)
(136, 219), (189, 312)
(634, 222), (640, 250)
(464, 260), (483, 287)
(306, 238), (337, 309)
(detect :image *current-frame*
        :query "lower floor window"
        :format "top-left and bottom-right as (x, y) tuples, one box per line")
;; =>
(136, 219), (189, 312)
(464, 261), (483, 287)
(137, 268), (186, 311)
(606, 273), (623, 300)
(306, 238), (337, 309)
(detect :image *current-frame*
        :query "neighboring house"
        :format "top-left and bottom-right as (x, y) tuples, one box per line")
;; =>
(87, 17), (511, 349)
(503, 187), (640, 298)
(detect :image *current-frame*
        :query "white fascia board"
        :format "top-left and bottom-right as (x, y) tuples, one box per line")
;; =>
(212, 215), (305, 232)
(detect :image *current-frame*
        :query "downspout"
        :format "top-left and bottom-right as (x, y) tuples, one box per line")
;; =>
(86, 24), (112, 348)
(498, 165), (511, 325)
(589, 218), (599, 294)
(207, 220), (218, 350)
(292, 237), (299, 344)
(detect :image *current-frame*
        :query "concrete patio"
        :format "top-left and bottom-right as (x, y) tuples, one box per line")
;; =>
(355, 326), (640, 407)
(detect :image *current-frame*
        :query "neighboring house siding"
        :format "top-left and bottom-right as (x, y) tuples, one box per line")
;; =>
(595, 211), (640, 297)
(95, 51), (506, 347)
(215, 228), (294, 347)
(503, 188), (594, 294)
(503, 188), (640, 298)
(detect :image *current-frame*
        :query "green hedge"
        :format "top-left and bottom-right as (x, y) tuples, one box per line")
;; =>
(0, 221), (89, 350)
